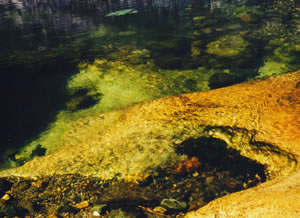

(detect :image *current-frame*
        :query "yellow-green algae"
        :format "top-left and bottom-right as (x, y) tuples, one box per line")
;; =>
(11, 47), (218, 165)
(257, 38), (300, 78)
(206, 34), (249, 57)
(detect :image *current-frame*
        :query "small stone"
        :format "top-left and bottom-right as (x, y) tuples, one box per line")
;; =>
(1, 193), (10, 201)
(92, 211), (100, 216)
(192, 171), (199, 177)
(153, 206), (167, 214)
(160, 199), (187, 210)
(74, 200), (89, 209)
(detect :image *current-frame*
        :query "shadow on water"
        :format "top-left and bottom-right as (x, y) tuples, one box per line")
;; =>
(0, 63), (77, 155)
(0, 0), (197, 155)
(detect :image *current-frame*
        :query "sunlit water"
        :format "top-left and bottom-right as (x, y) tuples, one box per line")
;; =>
(0, 0), (299, 163)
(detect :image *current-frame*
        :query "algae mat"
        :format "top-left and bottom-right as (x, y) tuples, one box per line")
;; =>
(0, 71), (300, 216)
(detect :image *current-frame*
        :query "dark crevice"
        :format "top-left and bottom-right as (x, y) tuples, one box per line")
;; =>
(0, 136), (268, 217)
(175, 137), (266, 181)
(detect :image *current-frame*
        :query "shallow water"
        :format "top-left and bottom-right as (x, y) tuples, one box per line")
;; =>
(0, 0), (299, 165)
(0, 0), (299, 216)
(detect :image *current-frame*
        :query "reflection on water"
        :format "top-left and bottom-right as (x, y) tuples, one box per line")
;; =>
(0, 0), (189, 35)
(0, 0), (299, 167)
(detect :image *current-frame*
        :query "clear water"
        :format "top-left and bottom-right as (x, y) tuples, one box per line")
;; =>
(0, 0), (299, 162)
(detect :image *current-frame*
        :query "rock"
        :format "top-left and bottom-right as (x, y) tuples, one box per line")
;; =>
(0, 72), (299, 181)
(0, 71), (299, 217)
(160, 199), (187, 210)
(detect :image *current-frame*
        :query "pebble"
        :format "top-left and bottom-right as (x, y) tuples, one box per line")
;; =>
(74, 200), (89, 209)
(1, 193), (10, 201)
(153, 206), (167, 214)
(92, 211), (101, 216)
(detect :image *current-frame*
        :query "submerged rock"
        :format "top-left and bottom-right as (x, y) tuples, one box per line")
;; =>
(240, 12), (260, 24)
(206, 34), (249, 57)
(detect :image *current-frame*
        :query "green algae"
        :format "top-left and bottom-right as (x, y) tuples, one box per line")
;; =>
(258, 61), (289, 78)
(8, 47), (217, 166)
(257, 38), (300, 78)
(206, 34), (249, 57)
